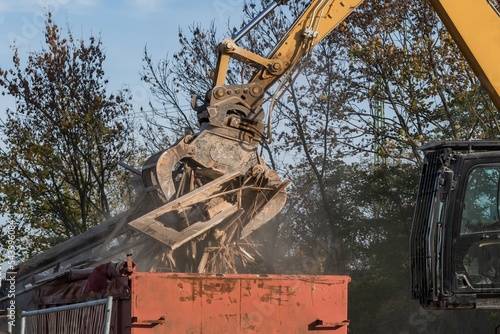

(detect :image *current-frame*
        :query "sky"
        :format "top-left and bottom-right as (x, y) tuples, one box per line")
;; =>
(0, 0), (247, 115)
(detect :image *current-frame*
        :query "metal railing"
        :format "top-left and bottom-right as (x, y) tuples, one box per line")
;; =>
(20, 297), (113, 334)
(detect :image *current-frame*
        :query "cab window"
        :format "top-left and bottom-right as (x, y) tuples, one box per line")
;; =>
(460, 166), (500, 287)
(461, 166), (500, 235)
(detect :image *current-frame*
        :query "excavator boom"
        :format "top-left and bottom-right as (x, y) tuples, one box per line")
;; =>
(211, 0), (365, 108)
(429, 0), (500, 110)
(205, 0), (365, 138)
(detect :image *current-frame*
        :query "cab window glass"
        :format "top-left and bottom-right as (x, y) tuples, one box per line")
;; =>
(461, 166), (500, 235)
(463, 241), (500, 285)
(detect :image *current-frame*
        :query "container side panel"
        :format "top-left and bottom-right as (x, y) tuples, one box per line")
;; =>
(130, 273), (350, 334)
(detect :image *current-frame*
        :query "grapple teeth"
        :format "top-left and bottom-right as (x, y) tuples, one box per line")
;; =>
(135, 126), (288, 273)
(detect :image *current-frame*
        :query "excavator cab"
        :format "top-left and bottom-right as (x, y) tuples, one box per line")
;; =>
(411, 141), (500, 309)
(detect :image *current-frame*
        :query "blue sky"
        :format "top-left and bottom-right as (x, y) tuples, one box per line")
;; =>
(0, 0), (246, 114)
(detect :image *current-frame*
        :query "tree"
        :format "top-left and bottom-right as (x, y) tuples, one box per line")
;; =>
(0, 13), (136, 260)
(140, 23), (230, 153)
(331, 0), (497, 162)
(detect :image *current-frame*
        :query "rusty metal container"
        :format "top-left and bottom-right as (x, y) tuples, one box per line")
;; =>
(129, 273), (350, 333)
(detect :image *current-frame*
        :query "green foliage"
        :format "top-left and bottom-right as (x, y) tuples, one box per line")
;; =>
(331, 0), (497, 161)
(0, 13), (136, 261)
(346, 163), (419, 332)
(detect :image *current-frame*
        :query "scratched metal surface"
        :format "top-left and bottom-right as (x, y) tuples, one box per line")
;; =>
(130, 273), (350, 333)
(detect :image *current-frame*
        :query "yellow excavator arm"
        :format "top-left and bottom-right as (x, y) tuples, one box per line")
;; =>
(211, 0), (365, 108)
(429, 0), (500, 110)
(200, 0), (365, 141)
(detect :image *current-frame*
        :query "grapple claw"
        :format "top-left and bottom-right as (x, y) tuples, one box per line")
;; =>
(133, 125), (288, 273)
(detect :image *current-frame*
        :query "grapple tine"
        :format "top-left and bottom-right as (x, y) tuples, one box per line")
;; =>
(135, 124), (288, 273)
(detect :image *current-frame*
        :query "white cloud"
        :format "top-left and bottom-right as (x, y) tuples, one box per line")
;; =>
(126, 0), (164, 13)
(0, 2), (10, 12)
(0, 0), (73, 15)
(71, 0), (98, 7)
(0, 1), (36, 13)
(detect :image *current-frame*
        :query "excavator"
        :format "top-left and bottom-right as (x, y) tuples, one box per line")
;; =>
(4, 1), (500, 333)
(126, 0), (500, 310)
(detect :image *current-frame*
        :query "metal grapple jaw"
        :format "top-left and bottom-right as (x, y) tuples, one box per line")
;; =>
(130, 124), (288, 273)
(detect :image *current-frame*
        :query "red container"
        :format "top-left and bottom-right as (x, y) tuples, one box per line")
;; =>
(129, 273), (350, 334)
